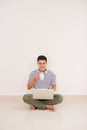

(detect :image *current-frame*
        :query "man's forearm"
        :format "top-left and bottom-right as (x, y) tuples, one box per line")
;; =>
(27, 78), (36, 89)
(27, 74), (40, 89)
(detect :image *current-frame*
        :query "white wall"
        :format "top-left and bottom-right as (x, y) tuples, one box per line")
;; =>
(0, 0), (87, 95)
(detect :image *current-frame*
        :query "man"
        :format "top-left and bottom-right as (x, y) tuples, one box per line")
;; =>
(23, 55), (63, 111)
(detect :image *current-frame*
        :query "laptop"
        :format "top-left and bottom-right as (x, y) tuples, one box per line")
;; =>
(32, 89), (54, 100)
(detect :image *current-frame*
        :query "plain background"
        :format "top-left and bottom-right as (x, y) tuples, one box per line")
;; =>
(0, 0), (87, 95)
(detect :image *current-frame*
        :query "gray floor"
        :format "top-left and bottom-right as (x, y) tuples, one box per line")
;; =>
(0, 95), (87, 130)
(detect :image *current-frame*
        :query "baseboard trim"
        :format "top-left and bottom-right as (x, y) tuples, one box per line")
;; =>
(0, 95), (87, 104)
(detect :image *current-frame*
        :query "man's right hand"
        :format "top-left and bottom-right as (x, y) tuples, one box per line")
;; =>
(34, 74), (40, 81)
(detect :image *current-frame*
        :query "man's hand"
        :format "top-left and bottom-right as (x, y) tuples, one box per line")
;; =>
(52, 85), (56, 91)
(34, 74), (40, 81)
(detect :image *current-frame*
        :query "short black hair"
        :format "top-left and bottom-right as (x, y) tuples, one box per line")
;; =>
(37, 55), (47, 62)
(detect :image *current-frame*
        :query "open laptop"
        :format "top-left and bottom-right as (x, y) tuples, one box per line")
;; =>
(32, 89), (54, 100)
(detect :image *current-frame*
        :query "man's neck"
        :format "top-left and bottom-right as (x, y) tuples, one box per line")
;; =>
(38, 69), (47, 72)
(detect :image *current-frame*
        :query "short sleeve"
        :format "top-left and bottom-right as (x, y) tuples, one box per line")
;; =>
(51, 74), (56, 86)
(28, 72), (35, 83)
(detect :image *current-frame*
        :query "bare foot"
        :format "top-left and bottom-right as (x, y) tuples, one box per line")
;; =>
(46, 105), (56, 111)
(31, 105), (36, 110)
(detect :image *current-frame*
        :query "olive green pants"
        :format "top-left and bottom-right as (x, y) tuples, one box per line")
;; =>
(23, 94), (63, 110)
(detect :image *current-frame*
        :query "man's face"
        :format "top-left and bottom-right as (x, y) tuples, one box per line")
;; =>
(37, 60), (47, 72)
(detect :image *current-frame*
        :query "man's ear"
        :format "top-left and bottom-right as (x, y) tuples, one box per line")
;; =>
(37, 61), (38, 64)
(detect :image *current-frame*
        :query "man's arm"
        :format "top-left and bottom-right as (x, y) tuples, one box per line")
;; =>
(52, 85), (56, 91)
(27, 75), (40, 89)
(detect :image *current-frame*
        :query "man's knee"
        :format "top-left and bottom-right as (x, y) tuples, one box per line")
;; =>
(23, 94), (27, 103)
(54, 94), (63, 104)
(23, 94), (32, 103)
